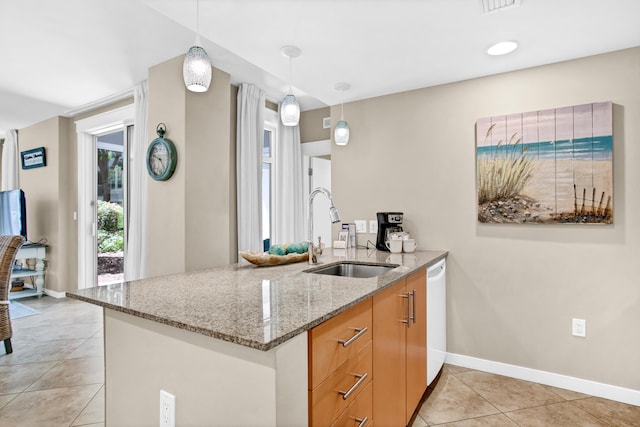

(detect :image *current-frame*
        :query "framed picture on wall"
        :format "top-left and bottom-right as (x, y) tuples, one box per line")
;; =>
(476, 101), (613, 224)
(21, 146), (46, 169)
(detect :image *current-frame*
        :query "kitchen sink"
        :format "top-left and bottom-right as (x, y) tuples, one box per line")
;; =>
(305, 262), (399, 278)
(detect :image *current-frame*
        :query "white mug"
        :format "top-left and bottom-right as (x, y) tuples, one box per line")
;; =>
(403, 239), (417, 253)
(385, 239), (403, 253)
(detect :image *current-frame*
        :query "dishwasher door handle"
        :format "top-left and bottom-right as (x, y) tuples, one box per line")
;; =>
(427, 259), (446, 281)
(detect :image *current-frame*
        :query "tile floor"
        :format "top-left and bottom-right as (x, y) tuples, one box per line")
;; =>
(411, 365), (640, 426)
(1, 296), (639, 427)
(0, 296), (103, 427)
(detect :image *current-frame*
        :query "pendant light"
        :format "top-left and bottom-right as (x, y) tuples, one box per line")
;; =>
(334, 82), (351, 146)
(183, 0), (212, 93)
(280, 46), (301, 126)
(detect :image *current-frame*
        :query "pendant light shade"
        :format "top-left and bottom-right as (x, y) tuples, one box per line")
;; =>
(334, 82), (351, 146)
(334, 120), (350, 146)
(183, 44), (212, 92)
(183, 0), (212, 93)
(281, 94), (300, 126)
(280, 46), (301, 127)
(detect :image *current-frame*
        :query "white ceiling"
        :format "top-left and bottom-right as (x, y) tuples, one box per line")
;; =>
(1, 0), (639, 138)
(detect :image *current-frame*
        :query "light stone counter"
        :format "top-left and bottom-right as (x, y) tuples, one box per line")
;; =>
(68, 249), (447, 351)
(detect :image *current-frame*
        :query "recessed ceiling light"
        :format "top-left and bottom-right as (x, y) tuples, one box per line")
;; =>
(487, 41), (518, 56)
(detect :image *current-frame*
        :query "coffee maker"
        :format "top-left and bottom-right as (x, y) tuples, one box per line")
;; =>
(376, 212), (404, 251)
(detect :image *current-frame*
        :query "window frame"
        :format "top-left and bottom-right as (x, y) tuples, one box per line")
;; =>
(262, 108), (279, 248)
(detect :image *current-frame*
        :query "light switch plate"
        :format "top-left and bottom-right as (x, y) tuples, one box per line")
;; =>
(355, 220), (366, 233)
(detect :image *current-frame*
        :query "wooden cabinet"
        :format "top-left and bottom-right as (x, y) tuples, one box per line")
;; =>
(405, 269), (427, 421)
(373, 269), (427, 426)
(372, 279), (407, 427)
(309, 299), (373, 426)
(309, 268), (427, 427)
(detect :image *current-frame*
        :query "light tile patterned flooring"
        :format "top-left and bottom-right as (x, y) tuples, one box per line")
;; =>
(411, 365), (640, 426)
(1, 297), (639, 426)
(0, 297), (103, 427)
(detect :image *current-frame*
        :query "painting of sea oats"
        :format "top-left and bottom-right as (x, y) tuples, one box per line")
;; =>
(476, 102), (613, 224)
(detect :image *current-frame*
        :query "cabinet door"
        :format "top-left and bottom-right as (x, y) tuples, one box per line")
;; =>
(372, 279), (407, 427)
(406, 269), (427, 423)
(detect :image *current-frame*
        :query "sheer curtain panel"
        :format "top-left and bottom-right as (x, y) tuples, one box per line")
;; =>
(1, 130), (19, 191)
(236, 83), (265, 255)
(124, 80), (148, 280)
(274, 116), (305, 244)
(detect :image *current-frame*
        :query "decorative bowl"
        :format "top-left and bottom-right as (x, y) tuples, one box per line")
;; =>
(239, 250), (308, 267)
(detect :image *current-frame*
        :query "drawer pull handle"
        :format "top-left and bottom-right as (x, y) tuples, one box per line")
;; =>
(338, 372), (368, 400)
(355, 416), (368, 427)
(411, 289), (417, 324)
(338, 327), (368, 347)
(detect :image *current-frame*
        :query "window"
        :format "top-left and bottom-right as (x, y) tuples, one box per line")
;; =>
(96, 130), (125, 204)
(262, 108), (278, 251)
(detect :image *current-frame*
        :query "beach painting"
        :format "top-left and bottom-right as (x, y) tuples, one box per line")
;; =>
(476, 102), (613, 224)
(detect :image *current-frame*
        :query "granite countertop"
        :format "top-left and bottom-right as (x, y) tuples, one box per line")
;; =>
(68, 249), (447, 351)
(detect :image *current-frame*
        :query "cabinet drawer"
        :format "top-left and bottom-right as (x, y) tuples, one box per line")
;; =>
(308, 299), (372, 389)
(330, 381), (373, 427)
(310, 341), (372, 427)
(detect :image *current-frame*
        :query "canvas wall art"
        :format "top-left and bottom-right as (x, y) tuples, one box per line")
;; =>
(476, 102), (613, 224)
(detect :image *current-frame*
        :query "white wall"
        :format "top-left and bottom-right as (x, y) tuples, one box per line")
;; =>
(330, 47), (640, 391)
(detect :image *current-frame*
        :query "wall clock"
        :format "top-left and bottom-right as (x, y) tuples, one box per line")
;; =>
(146, 123), (177, 181)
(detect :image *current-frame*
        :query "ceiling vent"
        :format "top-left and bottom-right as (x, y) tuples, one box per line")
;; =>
(480, 0), (522, 14)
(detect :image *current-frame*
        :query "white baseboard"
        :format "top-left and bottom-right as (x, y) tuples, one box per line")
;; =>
(445, 352), (640, 407)
(44, 289), (66, 299)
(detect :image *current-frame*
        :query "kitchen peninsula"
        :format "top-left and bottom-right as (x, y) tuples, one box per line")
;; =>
(69, 248), (447, 426)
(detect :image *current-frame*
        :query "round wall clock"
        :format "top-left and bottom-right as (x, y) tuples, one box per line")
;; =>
(146, 123), (177, 181)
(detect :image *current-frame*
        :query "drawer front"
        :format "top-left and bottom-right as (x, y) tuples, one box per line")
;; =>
(310, 341), (372, 427)
(309, 299), (372, 389)
(330, 381), (373, 427)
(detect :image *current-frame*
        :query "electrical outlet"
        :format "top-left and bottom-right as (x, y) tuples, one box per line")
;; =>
(355, 220), (366, 233)
(160, 390), (176, 427)
(572, 318), (586, 337)
(369, 220), (378, 234)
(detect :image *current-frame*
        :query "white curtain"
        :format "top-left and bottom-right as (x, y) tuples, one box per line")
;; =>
(124, 80), (148, 281)
(237, 83), (265, 254)
(273, 114), (305, 244)
(1, 129), (19, 191)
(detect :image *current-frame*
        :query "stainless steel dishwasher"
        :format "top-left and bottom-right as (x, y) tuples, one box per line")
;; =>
(427, 258), (446, 385)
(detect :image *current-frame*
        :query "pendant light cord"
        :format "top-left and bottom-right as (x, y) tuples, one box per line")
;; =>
(340, 89), (345, 120)
(195, 0), (201, 45)
(288, 56), (293, 94)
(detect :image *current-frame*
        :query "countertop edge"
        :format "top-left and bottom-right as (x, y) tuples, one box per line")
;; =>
(68, 250), (448, 351)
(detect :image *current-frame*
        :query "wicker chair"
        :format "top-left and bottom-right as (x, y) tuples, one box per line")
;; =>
(0, 235), (25, 354)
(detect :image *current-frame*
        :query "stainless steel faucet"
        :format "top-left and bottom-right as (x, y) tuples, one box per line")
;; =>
(308, 187), (341, 264)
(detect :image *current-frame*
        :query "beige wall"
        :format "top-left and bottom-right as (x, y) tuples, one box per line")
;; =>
(104, 309), (307, 425)
(17, 54), (237, 290)
(146, 56), (233, 277)
(331, 47), (640, 390)
(300, 107), (330, 143)
(18, 117), (63, 291)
